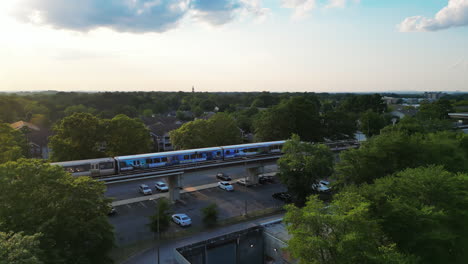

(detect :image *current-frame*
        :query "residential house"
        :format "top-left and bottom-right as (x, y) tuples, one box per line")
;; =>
(10, 121), (52, 159)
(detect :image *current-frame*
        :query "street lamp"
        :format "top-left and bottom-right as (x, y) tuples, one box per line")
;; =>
(150, 198), (160, 264)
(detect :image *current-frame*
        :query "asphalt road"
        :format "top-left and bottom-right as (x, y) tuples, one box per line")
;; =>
(105, 164), (278, 201)
(109, 179), (287, 247)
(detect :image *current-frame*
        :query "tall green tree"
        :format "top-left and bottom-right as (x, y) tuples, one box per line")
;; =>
(277, 135), (334, 205)
(104, 114), (152, 156)
(149, 198), (172, 234)
(0, 159), (114, 264)
(284, 192), (416, 264)
(360, 110), (391, 138)
(0, 123), (29, 164)
(335, 131), (468, 186)
(322, 111), (357, 140)
(254, 96), (322, 142)
(170, 113), (241, 149)
(0, 231), (43, 264)
(49, 113), (105, 161)
(361, 166), (468, 263)
(417, 99), (453, 120)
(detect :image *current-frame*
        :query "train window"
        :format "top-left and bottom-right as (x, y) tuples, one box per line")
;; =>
(161, 157), (168, 162)
(216, 151), (221, 156)
(190, 154), (197, 159)
(153, 158), (161, 163)
(198, 154), (203, 158)
(226, 150), (231, 155)
(146, 159), (153, 164)
(184, 155), (189, 159)
(234, 150), (239, 153)
(119, 162), (127, 167)
(244, 148), (258, 153)
(99, 162), (114, 170)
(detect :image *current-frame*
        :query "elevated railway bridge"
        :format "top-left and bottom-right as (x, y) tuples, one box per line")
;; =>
(99, 140), (359, 201)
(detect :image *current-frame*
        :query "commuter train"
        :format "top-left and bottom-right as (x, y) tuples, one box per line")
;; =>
(51, 141), (285, 177)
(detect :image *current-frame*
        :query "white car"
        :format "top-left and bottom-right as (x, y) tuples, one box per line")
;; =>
(139, 184), (153, 195)
(312, 180), (331, 193)
(218, 181), (234, 191)
(155, 181), (169, 192)
(172, 214), (192, 227)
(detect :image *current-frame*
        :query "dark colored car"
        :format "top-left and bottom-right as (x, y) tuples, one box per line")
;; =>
(259, 175), (274, 184)
(272, 192), (292, 203)
(216, 172), (231, 181)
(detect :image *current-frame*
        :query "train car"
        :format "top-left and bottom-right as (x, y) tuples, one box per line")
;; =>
(51, 157), (116, 177)
(115, 147), (223, 173)
(221, 141), (285, 159)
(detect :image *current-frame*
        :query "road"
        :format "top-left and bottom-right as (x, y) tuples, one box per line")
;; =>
(121, 213), (285, 264)
(105, 164), (278, 201)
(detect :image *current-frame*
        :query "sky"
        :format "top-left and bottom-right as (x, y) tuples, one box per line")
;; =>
(0, 0), (468, 93)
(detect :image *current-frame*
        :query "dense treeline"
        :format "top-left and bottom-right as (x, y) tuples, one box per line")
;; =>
(279, 95), (468, 263)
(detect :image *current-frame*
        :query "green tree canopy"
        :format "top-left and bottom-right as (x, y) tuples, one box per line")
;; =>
(254, 96), (322, 142)
(63, 104), (97, 116)
(0, 159), (114, 264)
(149, 198), (172, 234)
(339, 94), (387, 114)
(49, 112), (105, 161)
(335, 131), (468, 186)
(359, 110), (391, 138)
(284, 192), (416, 264)
(417, 99), (453, 120)
(104, 114), (152, 156)
(0, 231), (43, 264)
(278, 135), (334, 205)
(0, 123), (29, 164)
(361, 166), (468, 263)
(170, 113), (241, 149)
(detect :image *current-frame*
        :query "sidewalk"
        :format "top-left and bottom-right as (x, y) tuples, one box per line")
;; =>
(112, 182), (219, 206)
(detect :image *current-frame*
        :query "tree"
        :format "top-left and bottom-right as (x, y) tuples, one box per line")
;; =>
(339, 94), (387, 114)
(0, 231), (43, 264)
(284, 192), (416, 264)
(360, 110), (391, 138)
(0, 159), (114, 264)
(104, 114), (152, 156)
(417, 99), (453, 120)
(322, 111), (357, 140)
(149, 198), (172, 234)
(206, 113), (242, 146)
(49, 113), (105, 161)
(63, 104), (96, 116)
(0, 123), (29, 164)
(335, 130), (468, 186)
(277, 135), (334, 205)
(361, 166), (468, 263)
(170, 113), (242, 149)
(202, 203), (218, 228)
(254, 96), (322, 142)
(380, 116), (452, 135)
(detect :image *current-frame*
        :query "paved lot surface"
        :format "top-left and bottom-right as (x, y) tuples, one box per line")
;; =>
(121, 213), (284, 264)
(106, 164), (278, 201)
(109, 180), (286, 247)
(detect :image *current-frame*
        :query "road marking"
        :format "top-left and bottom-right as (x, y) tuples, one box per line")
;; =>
(126, 204), (132, 209)
(139, 202), (147, 208)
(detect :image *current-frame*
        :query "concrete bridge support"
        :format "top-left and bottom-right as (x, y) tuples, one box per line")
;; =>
(168, 173), (183, 202)
(244, 164), (265, 185)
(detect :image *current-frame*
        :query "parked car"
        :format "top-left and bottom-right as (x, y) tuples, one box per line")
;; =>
(218, 181), (234, 191)
(108, 205), (117, 216)
(259, 175), (274, 184)
(172, 213), (192, 227)
(236, 179), (253, 186)
(139, 184), (153, 195)
(272, 192), (293, 203)
(216, 172), (231, 181)
(312, 180), (331, 193)
(155, 181), (169, 192)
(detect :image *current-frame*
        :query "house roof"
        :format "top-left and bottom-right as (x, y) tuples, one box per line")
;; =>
(10, 121), (40, 131)
(141, 116), (184, 136)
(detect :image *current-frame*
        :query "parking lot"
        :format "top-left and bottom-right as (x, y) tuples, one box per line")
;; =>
(110, 180), (287, 246)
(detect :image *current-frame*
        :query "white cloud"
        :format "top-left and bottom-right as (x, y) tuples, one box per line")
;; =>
(281, 0), (360, 18)
(281, 0), (316, 18)
(13, 0), (269, 33)
(325, 0), (360, 9)
(399, 0), (468, 32)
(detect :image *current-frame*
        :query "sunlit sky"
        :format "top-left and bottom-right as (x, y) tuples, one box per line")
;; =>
(1, 0), (468, 93)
